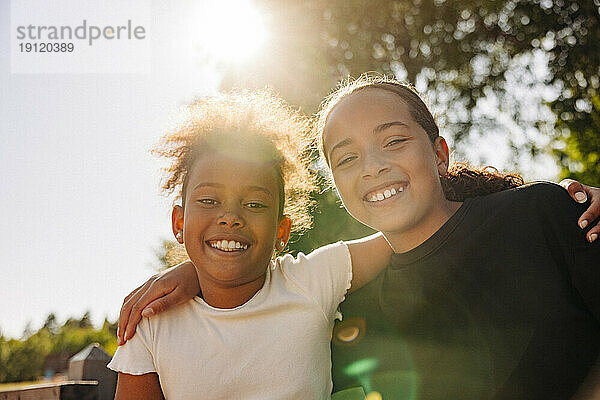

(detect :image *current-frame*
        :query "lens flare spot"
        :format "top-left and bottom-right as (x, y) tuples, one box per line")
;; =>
(366, 391), (382, 400)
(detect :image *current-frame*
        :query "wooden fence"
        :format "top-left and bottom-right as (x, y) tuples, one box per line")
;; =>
(0, 381), (97, 400)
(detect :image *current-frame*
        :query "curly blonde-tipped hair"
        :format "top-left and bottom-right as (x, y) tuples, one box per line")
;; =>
(153, 90), (316, 235)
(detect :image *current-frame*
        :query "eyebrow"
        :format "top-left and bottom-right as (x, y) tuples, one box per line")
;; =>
(328, 138), (353, 161)
(192, 182), (273, 198)
(245, 185), (274, 199)
(192, 182), (223, 192)
(328, 121), (409, 160)
(373, 121), (408, 134)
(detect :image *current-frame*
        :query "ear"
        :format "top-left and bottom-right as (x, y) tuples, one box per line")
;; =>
(275, 216), (292, 251)
(433, 136), (450, 176)
(171, 205), (185, 243)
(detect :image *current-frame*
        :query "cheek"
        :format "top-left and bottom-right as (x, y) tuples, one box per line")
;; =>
(252, 215), (279, 241)
(331, 171), (357, 204)
(334, 183), (366, 222)
(183, 210), (209, 229)
(410, 159), (443, 197)
(408, 146), (440, 176)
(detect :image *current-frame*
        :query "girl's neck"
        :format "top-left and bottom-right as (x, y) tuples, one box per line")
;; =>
(385, 198), (463, 254)
(195, 270), (267, 309)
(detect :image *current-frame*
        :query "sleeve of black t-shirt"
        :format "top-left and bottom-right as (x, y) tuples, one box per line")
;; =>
(528, 182), (600, 323)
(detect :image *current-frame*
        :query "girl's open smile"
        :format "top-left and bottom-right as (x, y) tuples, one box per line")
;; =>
(207, 240), (249, 251)
(206, 235), (251, 253)
(363, 181), (407, 204)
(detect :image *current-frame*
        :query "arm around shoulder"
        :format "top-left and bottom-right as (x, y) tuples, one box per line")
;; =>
(346, 232), (393, 293)
(288, 235), (392, 319)
(115, 372), (164, 400)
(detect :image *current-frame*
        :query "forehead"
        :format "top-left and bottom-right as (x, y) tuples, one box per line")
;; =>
(186, 152), (281, 195)
(323, 89), (413, 148)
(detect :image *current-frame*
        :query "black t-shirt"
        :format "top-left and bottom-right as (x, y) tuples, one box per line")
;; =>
(332, 182), (600, 399)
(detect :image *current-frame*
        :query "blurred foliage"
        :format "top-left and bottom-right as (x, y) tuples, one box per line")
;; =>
(0, 312), (117, 383)
(317, 0), (600, 182)
(554, 92), (600, 186)
(218, 1), (340, 111)
(155, 239), (189, 270)
(289, 187), (375, 255)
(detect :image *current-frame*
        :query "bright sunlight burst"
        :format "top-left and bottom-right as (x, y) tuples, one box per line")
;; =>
(193, 0), (268, 64)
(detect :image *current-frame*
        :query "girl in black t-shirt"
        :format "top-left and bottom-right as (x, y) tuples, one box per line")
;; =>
(315, 75), (600, 399)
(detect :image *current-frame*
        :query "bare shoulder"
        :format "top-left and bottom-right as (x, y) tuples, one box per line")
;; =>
(115, 372), (164, 400)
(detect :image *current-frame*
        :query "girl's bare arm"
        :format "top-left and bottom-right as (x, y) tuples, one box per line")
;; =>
(345, 232), (392, 293)
(114, 372), (164, 400)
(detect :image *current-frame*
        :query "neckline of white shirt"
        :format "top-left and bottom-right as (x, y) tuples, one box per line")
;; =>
(192, 260), (275, 312)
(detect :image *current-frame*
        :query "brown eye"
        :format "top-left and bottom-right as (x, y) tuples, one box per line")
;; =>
(384, 138), (407, 148)
(336, 155), (357, 167)
(246, 202), (267, 209)
(198, 198), (218, 205)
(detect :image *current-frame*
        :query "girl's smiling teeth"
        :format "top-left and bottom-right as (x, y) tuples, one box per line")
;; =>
(207, 240), (249, 252)
(365, 185), (404, 202)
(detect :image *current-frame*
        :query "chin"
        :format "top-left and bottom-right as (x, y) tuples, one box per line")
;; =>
(364, 210), (417, 235)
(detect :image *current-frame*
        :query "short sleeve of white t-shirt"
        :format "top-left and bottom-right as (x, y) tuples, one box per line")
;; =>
(278, 241), (352, 321)
(107, 316), (155, 374)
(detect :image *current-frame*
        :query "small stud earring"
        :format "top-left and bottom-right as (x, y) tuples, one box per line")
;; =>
(176, 232), (183, 242)
(279, 240), (285, 248)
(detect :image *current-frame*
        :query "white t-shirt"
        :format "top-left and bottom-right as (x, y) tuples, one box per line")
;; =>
(108, 241), (352, 400)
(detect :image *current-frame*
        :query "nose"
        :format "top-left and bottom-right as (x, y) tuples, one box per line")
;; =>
(361, 152), (390, 179)
(217, 206), (245, 229)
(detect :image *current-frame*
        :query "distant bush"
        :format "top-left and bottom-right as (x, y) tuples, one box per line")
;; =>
(0, 312), (117, 383)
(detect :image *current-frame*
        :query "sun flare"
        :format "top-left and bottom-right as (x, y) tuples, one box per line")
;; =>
(193, 0), (268, 64)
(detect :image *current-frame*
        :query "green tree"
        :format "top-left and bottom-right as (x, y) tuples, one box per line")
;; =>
(77, 311), (93, 329)
(554, 91), (600, 186)
(42, 313), (59, 335)
(0, 330), (51, 382)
